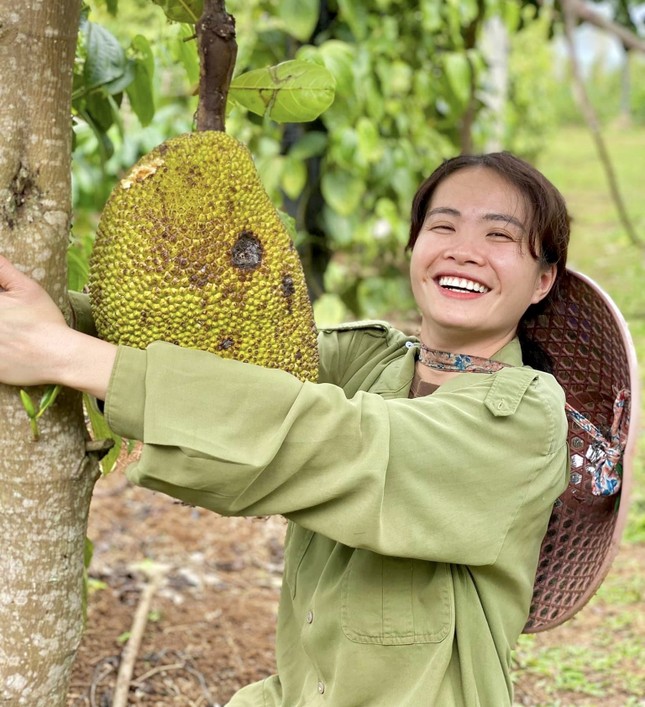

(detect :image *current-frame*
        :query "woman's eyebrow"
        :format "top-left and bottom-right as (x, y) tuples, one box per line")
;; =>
(426, 207), (527, 233)
(482, 212), (527, 233)
(426, 207), (460, 218)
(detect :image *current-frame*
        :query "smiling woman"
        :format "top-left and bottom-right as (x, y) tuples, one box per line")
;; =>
(0, 151), (622, 707)
(409, 167), (557, 363)
(408, 152), (570, 375)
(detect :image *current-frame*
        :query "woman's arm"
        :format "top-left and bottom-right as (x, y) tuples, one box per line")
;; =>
(0, 255), (116, 399)
(107, 340), (569, 563)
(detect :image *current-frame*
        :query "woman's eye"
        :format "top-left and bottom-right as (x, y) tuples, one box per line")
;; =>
(488, 231), (516, 241)
(430, 223), (454, 233)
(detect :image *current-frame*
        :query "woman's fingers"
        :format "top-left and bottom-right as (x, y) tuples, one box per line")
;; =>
(0, 256), (68, 386)
(0, 255), (33, 293)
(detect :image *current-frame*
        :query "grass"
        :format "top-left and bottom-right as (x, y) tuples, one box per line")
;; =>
(512, 124), (645, 706)
(538, 124), (645, 543)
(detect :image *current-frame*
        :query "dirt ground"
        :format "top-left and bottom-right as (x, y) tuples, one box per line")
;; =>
(67, 453), (644, 707)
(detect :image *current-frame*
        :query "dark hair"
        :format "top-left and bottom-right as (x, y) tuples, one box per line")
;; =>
(407, 152), (571, 371)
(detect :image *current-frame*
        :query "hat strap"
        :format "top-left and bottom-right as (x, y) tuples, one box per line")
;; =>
(417, 343), (630, 496)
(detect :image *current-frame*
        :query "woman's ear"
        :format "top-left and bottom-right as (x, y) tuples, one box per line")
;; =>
(531, 264), (557, 305)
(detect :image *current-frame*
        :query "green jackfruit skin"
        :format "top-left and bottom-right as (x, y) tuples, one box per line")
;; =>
(88, 131), (319, 383)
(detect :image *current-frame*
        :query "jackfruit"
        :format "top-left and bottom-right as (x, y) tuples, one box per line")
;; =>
(88, 130), (319, 382)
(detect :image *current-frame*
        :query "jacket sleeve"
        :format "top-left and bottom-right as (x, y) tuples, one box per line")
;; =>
(106, 341), (569, 565)
(68, 291), (98, 337)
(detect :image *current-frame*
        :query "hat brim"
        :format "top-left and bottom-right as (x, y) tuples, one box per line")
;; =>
(522, 269), (640, 633)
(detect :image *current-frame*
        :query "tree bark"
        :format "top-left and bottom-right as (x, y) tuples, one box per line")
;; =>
(0, 1), (99, 704)
(195, 0), (237, 132)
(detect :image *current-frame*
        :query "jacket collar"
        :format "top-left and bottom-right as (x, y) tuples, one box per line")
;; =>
(372, 336), (524, 398)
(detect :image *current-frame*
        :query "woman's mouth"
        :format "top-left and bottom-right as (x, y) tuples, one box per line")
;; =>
(437, 276), (490, 294)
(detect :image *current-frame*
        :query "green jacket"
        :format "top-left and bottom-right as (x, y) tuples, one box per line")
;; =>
(73, 293), (568, 706)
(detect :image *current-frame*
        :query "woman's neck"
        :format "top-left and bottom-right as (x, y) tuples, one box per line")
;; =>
(415, 360), (459, 385)
(418, 327), (516, 361)
(415, 328), (517, 385)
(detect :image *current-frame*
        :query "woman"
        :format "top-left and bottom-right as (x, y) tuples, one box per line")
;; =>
(0, 152), (571, 706)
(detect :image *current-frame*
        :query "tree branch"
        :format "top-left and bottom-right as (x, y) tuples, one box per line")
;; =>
(560, 0), (643, 248)
(194, 0), (238, 132)
(112, 565), (169, 707)
(565, 0), (645, 53)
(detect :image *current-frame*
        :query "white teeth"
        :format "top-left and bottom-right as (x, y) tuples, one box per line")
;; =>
(439, 276), (489, 293)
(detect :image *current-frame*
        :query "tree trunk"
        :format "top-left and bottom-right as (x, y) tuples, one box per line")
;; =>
(0, 1), (99, 704)
(619, 48), (631, 124)
(481, 16), (509, 153)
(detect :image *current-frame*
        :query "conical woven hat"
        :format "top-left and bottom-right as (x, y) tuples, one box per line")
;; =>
(522, 269), (639, 633)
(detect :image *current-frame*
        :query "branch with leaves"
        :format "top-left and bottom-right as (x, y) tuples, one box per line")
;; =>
(560, 0), (643, 248)
(565, 0), (645, 53)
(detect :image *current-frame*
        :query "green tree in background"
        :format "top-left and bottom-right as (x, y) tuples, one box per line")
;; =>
(72, 0), (565, 326)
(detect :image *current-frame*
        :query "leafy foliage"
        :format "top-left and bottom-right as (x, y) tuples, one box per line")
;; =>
(74, 8), (156, 160)
(229, 60), (336, 122)
(73, 1), (567, 324)
(221, 0), (564, 322)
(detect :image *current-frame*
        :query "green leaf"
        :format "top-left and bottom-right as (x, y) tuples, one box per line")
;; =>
(278, 209), (299, 245)
(174, 24), (200, 87)
(356, 117), (382, 162)
(131, 34), (154, 77)
(280, 156), (307, 200)
(84, 536), (94, 569)
(19, 389), (36, 418)
(277, 0), (320, 42)
(321, 168), (365, 216)
(313, 293), (350, 328)
(84, 394), (124, 475)
(86, 91), (117, 133)
(337, 0), (369, 41)
(229, 60), (336, 123)
(67, 232), (94, 292)
(443, 52), (471, 107)
(83, 21), (128, 92)
(288, 131), (328, 160)
(502, 1), (522, 31)
(36, 385), (61, 419)
(77, 107), (115, 163)
(421, 2), (443, 32)
(151, 0), (202, 24)
(126, 35), (155, 127)
(19, 389), (40, 441)
(101, 61), (135, 96)
(297, 40), (356, 97)
(96, 0), (118, 14)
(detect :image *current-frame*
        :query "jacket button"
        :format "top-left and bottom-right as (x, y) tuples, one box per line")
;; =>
(306, 610), (314, 624)
(317, 681), (325, 694)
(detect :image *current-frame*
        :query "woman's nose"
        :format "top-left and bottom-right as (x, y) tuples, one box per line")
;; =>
(443, 230), (486, 265)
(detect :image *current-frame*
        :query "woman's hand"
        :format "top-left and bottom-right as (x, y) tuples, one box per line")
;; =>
(0, 255), (70, 386)
(0, 255), (117, 399)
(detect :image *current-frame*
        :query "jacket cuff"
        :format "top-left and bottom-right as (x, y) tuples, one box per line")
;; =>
(67, 291), (98, 337)
(105, 346), (146, 441)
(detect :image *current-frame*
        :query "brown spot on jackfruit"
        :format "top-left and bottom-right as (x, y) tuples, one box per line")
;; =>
(231, 231), (263, 270)
(281, 275), (295, 298)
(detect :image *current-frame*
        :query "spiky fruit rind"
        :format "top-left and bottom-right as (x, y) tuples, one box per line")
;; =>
(89, 131), (318, 383)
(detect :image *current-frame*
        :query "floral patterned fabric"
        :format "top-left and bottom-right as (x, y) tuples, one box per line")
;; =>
(417, 343), (629, 497)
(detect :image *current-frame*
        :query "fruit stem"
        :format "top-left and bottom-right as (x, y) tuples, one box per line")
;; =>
(195, 0), (238, 132)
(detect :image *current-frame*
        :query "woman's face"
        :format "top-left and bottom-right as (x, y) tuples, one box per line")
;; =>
(409, 166), (556, 355)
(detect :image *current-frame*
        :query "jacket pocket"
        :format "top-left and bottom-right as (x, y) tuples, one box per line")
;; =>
(341, 552), (453, 645)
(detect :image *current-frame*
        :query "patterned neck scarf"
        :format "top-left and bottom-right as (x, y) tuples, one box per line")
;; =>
(416, 343), (630, 497)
